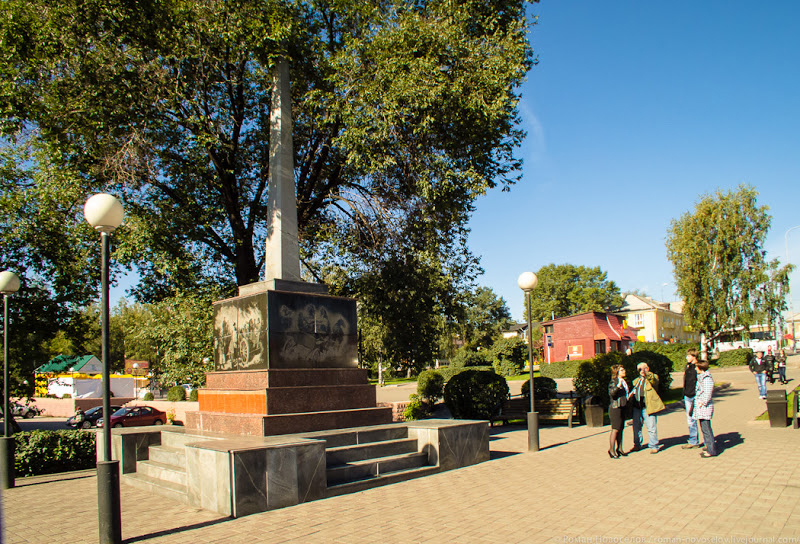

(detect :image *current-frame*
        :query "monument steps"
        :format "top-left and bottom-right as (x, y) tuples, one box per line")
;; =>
(123, 471), (188, 505)
(147, 445), (186, 467)
(325, 438), (418, 465)
(326, 451), (430, 485)
(136, 459), (188, 487)
(326, 465), (440, 498)
(303, 424), (439, 496)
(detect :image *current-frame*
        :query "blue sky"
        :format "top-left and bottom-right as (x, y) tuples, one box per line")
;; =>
(469, 1), (800, 321)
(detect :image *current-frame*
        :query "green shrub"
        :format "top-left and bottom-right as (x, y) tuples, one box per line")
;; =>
(167, 386), (186, 402)
(443, 370), (509, 420)
(633, 341), (700, 372)
(717, 348), (753, 367)
(574, 351), (672, 408)
(403, 394), (428, 421)
(417, 370), (444, 404)
(451, 348), (490, 368)
(489, 337), (527, 377)
(521, 377), (558, 400)
(142, 392), (154, 401)
(189, 388), (199, 402)
(539, 360), (582, 379)
(438, 365), (494, 382)
(15, 430), (97, 477)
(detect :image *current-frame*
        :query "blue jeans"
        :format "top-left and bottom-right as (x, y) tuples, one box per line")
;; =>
(632, 407), (659, 449)
(684, 396), (699, 446)
(754, 372), (767, 397)
(698, 419), (716, 456)
(778, 367), (787, 383)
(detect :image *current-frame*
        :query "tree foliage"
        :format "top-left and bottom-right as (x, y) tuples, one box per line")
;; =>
(1, 0), (533, 296)
(1, 0), (534, 376)
(666, 185), (773, 352)
(525, 264), (623, 322)
(458, 286), (513, 350)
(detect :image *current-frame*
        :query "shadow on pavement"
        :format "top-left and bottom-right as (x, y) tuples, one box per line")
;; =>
(15, 469), (96, 487)
(716, 431), (744, 453)
(125, 517), (231, 543)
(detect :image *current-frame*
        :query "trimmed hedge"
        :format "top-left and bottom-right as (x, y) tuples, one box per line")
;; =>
(573, 351), (672, 408)
(189, 388), (199, 402)
(717, 348), (753, 367)
(142, 392), (154, 401)
(443, 370), (509, 420)
(417, 370), (445, 404)
(15, 430), (97, 477)
(438, 365), (494, 382)
(521, 377), (558, 400)
(539, 360), (582, 379)
(167, 385), (186, 402)
(633, 341), (699, 372)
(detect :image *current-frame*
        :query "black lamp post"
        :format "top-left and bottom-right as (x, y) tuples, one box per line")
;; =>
(0, 270), (20, 489)
(518, 271), (539, 452)
(84, 193), (124, 544)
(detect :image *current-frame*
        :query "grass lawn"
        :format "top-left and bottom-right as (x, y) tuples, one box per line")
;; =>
(367, 377), (416, 386)
(756, 386), (800, 421)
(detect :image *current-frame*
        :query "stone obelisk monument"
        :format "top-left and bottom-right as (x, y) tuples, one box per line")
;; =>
(185, 59), (391, 436)
(265, 58), (301, 284)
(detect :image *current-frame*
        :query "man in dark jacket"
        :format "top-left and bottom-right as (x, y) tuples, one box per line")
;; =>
(749, 351), (768, 399)
(682, 349), (700, 449)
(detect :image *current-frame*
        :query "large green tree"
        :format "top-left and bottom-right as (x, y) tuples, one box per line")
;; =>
(525, 264), (623, 322)
(666, 185), (775, 356)
(1, 0), (532, 297)
(1, 0), (534, 378)
(458, 286), (513, 350)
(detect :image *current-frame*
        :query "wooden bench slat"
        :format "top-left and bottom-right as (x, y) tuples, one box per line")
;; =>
(490, 395), (582, 428)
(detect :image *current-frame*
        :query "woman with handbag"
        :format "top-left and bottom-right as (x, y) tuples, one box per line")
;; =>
(607, 364), (630, 459)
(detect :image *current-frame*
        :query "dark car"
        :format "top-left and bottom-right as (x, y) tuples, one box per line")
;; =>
(66, 405), (122, 429)
(97, 406), (167, 428)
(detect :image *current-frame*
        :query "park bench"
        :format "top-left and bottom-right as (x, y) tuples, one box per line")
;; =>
(490, 394), (582, 428)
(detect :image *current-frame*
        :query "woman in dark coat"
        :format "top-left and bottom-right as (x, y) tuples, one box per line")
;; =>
(608, 364), (630, 459)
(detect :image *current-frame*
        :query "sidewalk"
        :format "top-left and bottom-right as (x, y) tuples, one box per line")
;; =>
(3, 363), (800, 544)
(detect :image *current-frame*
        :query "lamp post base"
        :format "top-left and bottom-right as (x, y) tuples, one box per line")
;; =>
(527, 412), (540, 452)
(97, 460), (122, 544)
(0, 436), (15, 489)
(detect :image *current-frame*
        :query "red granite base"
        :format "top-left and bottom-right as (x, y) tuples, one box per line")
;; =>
(184, 407), (393, 436)
(199, 384), (377, 415)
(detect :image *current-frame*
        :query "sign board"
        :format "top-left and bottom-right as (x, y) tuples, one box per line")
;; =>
(567, 345), (583, 358)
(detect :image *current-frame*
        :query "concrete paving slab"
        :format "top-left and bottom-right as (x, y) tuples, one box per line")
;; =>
(3, 359), (800, 543)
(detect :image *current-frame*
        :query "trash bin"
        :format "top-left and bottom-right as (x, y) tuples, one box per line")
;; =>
(584, 396), (604, 427)
(766, 389), (788, 428)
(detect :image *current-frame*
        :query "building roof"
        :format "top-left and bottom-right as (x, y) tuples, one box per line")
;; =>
(36, 355), (97, 374)
(617, 294), (686, 315)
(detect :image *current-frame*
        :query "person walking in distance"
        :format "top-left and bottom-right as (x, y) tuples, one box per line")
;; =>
(631, 362), (665, 454)
(765, 345), (776, 384)
(682, 349), (701, 449)
(695, 360), (717, 458)
(749, 350), (769, 399)
(776, 348), (788, 385)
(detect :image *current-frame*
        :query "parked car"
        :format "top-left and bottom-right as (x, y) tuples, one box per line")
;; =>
(66, 405), (122, 429)
(11, 402), (41, 419)
(97, 406), (167, 428)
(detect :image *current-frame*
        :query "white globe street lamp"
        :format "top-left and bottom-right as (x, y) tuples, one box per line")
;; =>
(0, 270), (20, 489)
(84, 193), (123, 544)
(517, 271), (539, 452)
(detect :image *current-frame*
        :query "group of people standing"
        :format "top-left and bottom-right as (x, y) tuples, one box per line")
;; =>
(748, 346), (789, 399)
(606, 348), (718, 459)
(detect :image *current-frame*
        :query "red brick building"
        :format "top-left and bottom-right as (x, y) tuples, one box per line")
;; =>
(540, 312), (637, 363)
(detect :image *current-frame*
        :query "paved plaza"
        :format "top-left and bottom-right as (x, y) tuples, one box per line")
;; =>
(3, 361), (800, 544)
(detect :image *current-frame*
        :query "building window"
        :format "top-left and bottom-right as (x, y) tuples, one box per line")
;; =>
(632, 313), (644, 327)
(611, 340), (621, 352)
(594, 340), (606, 354)
(544, 325), (554, 334)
